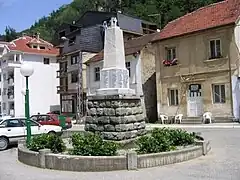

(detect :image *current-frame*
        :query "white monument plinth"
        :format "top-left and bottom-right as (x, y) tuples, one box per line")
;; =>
(96, 17), (135, 96)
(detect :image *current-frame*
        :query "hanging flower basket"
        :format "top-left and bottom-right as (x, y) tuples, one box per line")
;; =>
(162, 58), (178, 66)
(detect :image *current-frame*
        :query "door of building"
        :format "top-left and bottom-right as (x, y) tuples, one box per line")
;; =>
(187, 84), (203, 117)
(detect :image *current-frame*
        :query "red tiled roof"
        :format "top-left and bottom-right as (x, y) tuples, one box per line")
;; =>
(153, 0), (240, 41)
(8, 36), (59, 55)
(86, 33), (157, 64)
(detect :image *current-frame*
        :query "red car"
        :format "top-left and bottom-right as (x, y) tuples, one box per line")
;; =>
(30, 114), (72, 129)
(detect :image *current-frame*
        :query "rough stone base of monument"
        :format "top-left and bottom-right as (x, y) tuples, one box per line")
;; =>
(85, 95), (147, 141)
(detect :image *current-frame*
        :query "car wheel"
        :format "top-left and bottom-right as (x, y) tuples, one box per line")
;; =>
(0, 137), (9, 151)
(48, 131), (56, 136)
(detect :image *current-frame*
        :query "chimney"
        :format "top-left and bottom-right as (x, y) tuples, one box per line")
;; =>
(22, 33), (26, 39)
(36, 32), (40, 40)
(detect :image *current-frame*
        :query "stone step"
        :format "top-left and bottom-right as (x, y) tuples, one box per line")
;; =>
(181, 121), (202, 124)
(181, 119), (202, 124)
(157, 116), (236, 124)
(181, 117), (234, 124)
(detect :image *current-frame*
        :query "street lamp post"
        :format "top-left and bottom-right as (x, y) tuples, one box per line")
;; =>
(20, 63), (34, 145)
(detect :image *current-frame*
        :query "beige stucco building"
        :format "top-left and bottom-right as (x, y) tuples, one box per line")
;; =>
(153, 0), (240, 120)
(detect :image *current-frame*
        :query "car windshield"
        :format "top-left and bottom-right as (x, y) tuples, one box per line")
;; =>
(20, 119), (39, 126)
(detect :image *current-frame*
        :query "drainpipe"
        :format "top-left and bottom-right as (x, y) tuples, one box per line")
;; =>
(228, 50), (234, 118)
(77, 51), (83, 124)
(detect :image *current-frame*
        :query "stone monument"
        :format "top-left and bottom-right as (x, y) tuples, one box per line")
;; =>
(85, 17), (146, 141)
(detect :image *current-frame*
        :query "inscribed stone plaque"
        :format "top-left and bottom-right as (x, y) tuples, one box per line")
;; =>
(111, 69), (117, 88)
(101, 70), (109, 89)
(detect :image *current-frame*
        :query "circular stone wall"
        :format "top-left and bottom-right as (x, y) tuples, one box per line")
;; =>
(18, 140), (211, 172)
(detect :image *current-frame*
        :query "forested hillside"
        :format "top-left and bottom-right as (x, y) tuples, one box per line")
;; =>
(1, 0), (223, 43)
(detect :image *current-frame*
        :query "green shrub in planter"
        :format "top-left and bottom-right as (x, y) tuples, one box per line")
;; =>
(28, 134), (66, 153)
(137, 128), (195, 154)
(70, 132), (119, 156)
(168, 128), (195, 146)
(151, 128), (195, 146)
(136, 134), (174, 154)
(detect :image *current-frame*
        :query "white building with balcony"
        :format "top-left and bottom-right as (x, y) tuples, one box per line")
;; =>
(0, 34), (60, 116)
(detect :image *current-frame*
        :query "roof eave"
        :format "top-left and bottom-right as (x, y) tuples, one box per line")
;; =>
(152, 22), (236, 43)
(22, 52), (58, 56)
(123, 29), (143, 36)
(85, 50), (141, 65)
(9, 49), (23, 53)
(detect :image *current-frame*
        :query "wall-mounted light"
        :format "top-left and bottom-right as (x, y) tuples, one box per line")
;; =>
(61, 36), (69, 41)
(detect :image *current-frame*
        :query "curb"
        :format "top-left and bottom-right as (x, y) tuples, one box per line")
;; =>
(146, 125), (240, 129)
(71, 123), (240, 130)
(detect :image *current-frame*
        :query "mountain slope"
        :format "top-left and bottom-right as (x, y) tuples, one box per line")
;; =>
(2, 0), (223, 43)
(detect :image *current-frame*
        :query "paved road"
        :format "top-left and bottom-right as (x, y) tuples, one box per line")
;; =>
(70, 123), (240, 132)
(1, 128), (240, 180)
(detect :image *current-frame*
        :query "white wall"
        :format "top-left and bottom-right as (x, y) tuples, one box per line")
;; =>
(14, 54), (59, 116)
(232, 75), (240, 119)
(234, 20), (240, 77)
(1, 68), (10, 114)
(67, 52), (96, 91)
(86, 54), (143, 96)
(233, 20), (240, 119)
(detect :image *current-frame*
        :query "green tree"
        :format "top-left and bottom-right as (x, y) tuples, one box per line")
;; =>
(4, 26), (19, 42)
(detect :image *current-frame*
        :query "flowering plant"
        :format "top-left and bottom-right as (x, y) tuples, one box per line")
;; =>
(162, 58), (178, 66)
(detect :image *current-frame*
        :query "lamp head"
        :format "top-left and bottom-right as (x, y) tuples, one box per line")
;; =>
(20, 63), (34, 77)
(61, 36), (68, 41)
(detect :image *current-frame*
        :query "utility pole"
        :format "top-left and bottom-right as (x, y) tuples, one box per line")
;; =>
(77, 51), (83, 124)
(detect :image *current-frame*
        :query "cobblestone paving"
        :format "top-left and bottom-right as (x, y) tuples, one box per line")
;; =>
(1, 128), (240, 180)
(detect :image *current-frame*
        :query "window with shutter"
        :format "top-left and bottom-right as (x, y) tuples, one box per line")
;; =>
(94, 67), (100, 81)
(212, 84), (225, 103)
(168, 89), (179, 106)
(209, 39), (222, 59)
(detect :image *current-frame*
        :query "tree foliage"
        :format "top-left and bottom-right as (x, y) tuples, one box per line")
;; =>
(1, 0), (223, 43)
(4, 26), (19, 42)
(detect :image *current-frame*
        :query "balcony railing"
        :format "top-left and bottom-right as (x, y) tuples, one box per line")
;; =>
(8, 60), (21, 64)
(57, 55), (67, 62)
(56, 70), (68, 78)
(8, 94), (14, 100)
(8, 78), (14, 86)
(67, 64), (78, 72)
(57, 85), (68, 94)
(2, 59), (21, 68)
